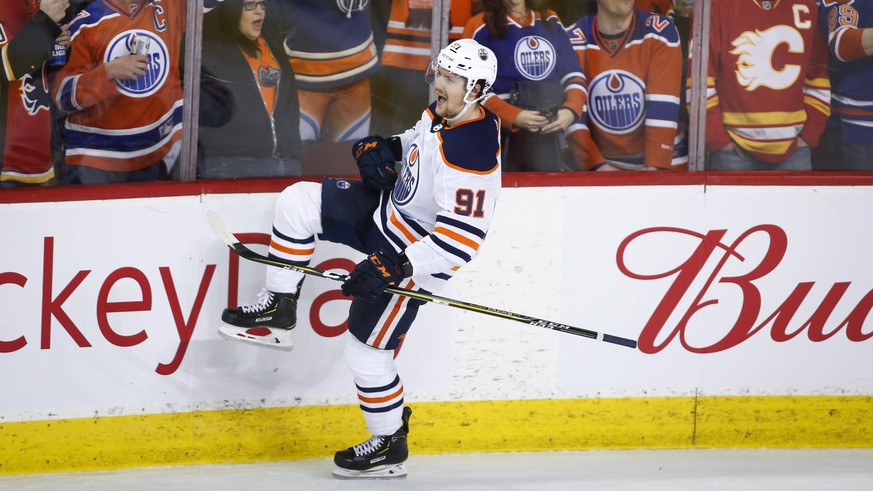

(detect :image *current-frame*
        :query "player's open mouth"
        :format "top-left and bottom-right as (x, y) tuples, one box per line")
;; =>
(437, 95), (446, 105)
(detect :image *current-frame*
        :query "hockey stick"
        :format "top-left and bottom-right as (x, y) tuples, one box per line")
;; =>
(207, 211), (637, 349)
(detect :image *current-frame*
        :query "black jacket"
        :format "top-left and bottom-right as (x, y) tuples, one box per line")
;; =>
(199, 13), (302, 178)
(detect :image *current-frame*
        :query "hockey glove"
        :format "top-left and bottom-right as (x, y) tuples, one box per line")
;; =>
(352, 135), (400, 191)
(341, 250), (410, 302)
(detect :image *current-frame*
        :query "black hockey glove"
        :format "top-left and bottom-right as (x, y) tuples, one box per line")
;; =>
(341, 250), (410, 302)
(352, 135), (399, 191)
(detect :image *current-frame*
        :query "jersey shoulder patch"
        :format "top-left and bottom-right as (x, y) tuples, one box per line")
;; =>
(438, 107), (500, 174)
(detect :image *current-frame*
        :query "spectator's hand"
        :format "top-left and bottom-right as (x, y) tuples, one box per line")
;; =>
(56, 25), (71, 49)
(105, 55), (149, 81)
(341, 250), (407, 302)
(515, 110), (549, 133)
(540, 108), (575, 134)
(41, 0), (70, 23)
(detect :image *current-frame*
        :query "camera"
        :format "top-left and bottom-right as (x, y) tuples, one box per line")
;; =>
(541, 106), (560, 123)
(509, 81), (564, 123)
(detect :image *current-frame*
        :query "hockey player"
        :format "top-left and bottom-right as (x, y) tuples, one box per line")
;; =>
(219, 39), (501, 479)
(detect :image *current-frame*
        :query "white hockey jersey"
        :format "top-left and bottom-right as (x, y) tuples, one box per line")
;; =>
(376, 101), (502, 293)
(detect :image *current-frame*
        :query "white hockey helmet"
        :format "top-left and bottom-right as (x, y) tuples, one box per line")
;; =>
(435, 39), (498, 102)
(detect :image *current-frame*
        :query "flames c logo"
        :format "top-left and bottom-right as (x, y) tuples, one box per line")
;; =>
(730, 25), (804, 91)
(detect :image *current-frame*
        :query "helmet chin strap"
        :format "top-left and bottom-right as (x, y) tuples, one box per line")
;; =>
(443, 87), (484, 125)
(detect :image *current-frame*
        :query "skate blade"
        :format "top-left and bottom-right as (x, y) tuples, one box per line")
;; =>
(332, 463), (407, 480)
(218, 324), (294, 351)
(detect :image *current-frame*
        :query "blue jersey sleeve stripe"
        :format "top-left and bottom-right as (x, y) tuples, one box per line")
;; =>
(436, 215), (487, 239)
(393, 206), (430, 237)
(430, 235), (473, 263)
(646, 100), (680, 120)
(56, 77), (79, 113)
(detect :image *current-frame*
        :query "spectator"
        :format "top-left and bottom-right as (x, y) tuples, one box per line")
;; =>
(634, 0), (673, 17)
(371, 0), (476, 136)
(50, 0), (99, 181)
(199, 0), (302, 178)
(279, 0), (379, 145)
(813, 0), (873, 170)
(565, 0), (685, 170)
(218, 39), (500, 479)
(1, 0), (70, 187)
(464, 0), (586, 171)
(547, 0), (596, 25)
(673, 0), (693, 18)
(52, 0), (221, 184)
(704, 0), (831, 171)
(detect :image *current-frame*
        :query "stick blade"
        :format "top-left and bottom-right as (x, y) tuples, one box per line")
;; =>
(206, 210), (240, 247)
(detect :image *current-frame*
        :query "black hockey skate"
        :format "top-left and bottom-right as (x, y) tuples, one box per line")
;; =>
(218, 288), (298, 350)
(332, 406), (412, 479)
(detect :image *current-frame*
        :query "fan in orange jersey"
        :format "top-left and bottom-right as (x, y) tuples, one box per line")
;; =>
(566, 0), (685, 170)
(53, 0), (223, 184)
(634, 0), (674, 17)
(705, 0), (831, 171)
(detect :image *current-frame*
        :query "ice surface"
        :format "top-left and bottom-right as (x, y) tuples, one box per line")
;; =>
(2, 449), (872, 491)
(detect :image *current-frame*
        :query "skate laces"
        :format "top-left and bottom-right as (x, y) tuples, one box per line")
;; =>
(240, 289), (275, 313)
(352, 436), (385, 457)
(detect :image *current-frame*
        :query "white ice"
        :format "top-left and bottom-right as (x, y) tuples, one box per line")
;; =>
(2, 449), (872, 491)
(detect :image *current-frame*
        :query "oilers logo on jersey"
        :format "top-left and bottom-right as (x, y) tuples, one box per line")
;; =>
(514, 36), (555, 80)
(105, 30), (169, 98)
(588, 70), (645, 134)
(259, 66), (281, 88)
(392, 144), (420, 206)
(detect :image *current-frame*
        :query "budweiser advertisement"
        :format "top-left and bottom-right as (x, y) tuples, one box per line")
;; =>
(0, 184), (871, 422)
